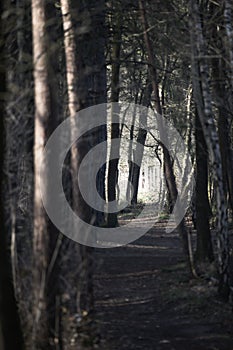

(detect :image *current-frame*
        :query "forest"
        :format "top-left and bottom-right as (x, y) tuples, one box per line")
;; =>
(0, 0), (233, 349)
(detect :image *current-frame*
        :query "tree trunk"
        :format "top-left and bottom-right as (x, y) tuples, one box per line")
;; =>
(107, 10), (122, 227)
(126, 105), (137, 203)
(61, 0), (93, 342)
(210, 8), (233, 215)
(44, 3), (64, 349)
(61, 2), (107, 347)
(131, 77), (152, 205)
(73, 0), (107, 227)
(190, 0), (230, 299)
(195, 108), (213, 263)
(32, 0), (59, 347)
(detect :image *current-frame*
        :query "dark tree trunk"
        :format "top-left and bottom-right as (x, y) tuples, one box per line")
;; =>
(61, 2), (107, 347)
(195, 108), (213, 263)
(190, 0), (230, 299)
(210, 2), (233, 216)
(131, 77), (152, 205)
(212, 35), (233, 215)
(126, 107), (137, 203)
(74, 0), (107, 307)
(61, 0), (93, 344)
(107, 10), (122, 227)
(73, 0), (107, 226)
(44, 3), (63, 349)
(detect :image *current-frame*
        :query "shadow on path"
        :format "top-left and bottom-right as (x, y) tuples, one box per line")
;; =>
(93, 222), (233, 350)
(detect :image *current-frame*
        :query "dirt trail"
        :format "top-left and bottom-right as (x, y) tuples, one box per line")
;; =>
(93, 222), (233, 350)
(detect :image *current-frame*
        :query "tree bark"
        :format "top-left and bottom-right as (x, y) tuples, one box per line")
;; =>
(195, 108), (213, 263)
(73, 0), (107, 226)
(190, 0), (230, 299)
(32, 0), (60, 347)
(131, 77), (152, 205)
(61, 0), (93, 340)
(61, 2), (107, 347)
(107, 9), (122, 227)
(210, 7), (233, 215)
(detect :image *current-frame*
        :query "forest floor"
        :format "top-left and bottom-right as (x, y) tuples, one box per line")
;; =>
(93, 218), (233, 350)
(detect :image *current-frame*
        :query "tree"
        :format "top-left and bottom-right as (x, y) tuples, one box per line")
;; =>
(60, 1), (107, 347)
(190, 0), (230, 299)
(130, 75), (152, 205)
(195, 108), (213, 263)
(31, 0), (60, 347)
(107, 6), (122, 227)
(210, 1), (233, 215)
(60, 0), (94, 344)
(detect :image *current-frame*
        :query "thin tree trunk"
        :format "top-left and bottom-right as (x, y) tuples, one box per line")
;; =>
(131, 77), (152, 205)
(107, 10), (122, 227)
(126, 104), (137, 203)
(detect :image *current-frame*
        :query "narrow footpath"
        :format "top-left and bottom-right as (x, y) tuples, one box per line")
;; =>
(94, 222), (233, 350)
